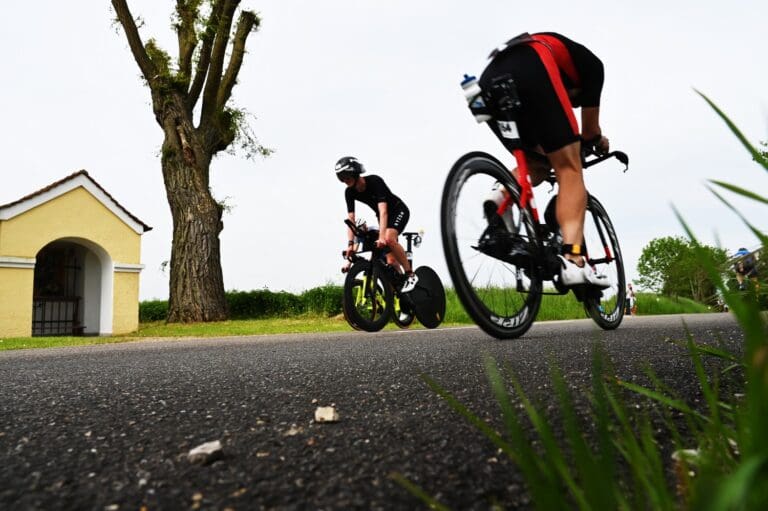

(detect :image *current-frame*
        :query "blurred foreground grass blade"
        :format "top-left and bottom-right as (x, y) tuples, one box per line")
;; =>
(673, 207), (764, 337)
(708, 456), (768, 511)
(389, 472), (449, 511)
(695, 89), (768, 170)
(506, 370), (591, 510)
(638, 416), (673, 508)
(550, 362), (620, 510)
(709, 180), (768, 206)
(684, 332), (740, 468)
(489, 359), (568, 510)
(681, 92), (768, 508)
(691, 342), (742, 365)
(421, 374), (515, 459)
(707, 187), (768, 246)
(686, 332), (723, 427)
(590, 348), (622, 488)
(604, 386), (673, 510)
(617, 379), (700, 419)
(641, 366), (705, 453)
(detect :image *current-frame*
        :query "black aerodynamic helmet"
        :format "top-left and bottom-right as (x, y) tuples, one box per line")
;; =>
(335, 156), (366, 181)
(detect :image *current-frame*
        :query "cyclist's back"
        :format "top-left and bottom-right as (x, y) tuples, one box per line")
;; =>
(344, 175), (406, 224)
(479, 32), (604, 155)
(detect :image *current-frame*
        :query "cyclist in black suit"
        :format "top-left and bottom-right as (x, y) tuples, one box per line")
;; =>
(336, 156), (418, 293)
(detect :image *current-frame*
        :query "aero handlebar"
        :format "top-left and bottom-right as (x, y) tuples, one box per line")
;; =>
(581, 144), (629, 172)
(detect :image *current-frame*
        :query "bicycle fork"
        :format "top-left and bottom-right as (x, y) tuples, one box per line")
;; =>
(356, 271), (379, 314)
(586, 207), (614, 266)
(369, 265), (391, 314)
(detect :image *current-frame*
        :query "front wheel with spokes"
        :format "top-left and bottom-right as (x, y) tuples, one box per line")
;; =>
(343, 260), (393, 332)
(441, 152), (542, 339)
(582, 195), (626, 329)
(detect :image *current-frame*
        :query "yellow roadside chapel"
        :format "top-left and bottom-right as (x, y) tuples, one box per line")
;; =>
(0, 170), (151, 337)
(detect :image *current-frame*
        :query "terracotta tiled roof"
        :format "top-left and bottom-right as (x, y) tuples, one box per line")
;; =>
(0, 170), (152, 232)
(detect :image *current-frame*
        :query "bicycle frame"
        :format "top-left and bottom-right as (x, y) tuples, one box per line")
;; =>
(353, 274), (385, 312)
(343, 219), (422, 287)
(342, 219), (423, 322)
(495, 119), (628, 284)
(499, 148), (539, 222)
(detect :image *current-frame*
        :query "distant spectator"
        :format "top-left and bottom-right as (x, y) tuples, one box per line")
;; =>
(734, 247), (759, 291)
(626, 283), (637, 315)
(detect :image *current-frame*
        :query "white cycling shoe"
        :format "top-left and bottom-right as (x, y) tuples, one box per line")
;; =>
(558, 255), (611, 288)
(401, 273), (419, 293)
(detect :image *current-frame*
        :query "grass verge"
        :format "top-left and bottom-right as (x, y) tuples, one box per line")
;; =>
(1, 291), (716, 351)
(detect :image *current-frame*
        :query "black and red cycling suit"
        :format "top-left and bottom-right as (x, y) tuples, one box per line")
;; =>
(345, 175), (410, 233)
(479, 32), (604, 153)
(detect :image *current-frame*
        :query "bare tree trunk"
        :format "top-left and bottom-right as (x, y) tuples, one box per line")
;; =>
(163, 156), (227, 322)
(157, 96), (228, 322)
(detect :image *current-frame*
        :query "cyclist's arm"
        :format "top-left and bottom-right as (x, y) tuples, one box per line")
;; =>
(581, 107), (601, 140)
(377, 202), (388, 245)
(581, 106), (609, 152)
(345, 211), (356, 256)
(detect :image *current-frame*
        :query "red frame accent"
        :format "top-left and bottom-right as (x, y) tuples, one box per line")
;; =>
(501, 148), (540, 223)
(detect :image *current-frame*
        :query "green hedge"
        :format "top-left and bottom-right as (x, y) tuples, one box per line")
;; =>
(139, 300), (169, 322)
(140, 285), (344, 322)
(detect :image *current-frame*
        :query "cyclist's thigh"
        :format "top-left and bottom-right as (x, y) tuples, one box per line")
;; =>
(546, 141), (581, 173)
(387, 204), (410, 234)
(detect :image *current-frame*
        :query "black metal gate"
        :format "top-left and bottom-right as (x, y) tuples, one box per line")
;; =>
(32, 244), (84, 336)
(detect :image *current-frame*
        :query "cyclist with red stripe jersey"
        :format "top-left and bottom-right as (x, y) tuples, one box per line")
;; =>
(476, 32), (610, 287)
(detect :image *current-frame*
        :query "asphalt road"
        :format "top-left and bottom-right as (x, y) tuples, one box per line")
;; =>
(0, 313), (743, 510)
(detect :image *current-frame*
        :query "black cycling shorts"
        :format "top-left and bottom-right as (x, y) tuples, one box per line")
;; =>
(479, 45), (580, 154)
(387, 204), (410, 233)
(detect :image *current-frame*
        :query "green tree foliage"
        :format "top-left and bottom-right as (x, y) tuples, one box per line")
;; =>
(637, 236), (728, 303)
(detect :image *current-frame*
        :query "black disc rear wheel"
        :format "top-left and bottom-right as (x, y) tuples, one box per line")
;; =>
(409, 266), (446, 329)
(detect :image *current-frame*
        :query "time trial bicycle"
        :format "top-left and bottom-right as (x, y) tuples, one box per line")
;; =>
(341, 219), (446, 332)
(441, 143), (629, 340)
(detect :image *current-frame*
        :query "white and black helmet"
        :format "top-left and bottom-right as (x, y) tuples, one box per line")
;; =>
(335, 156), (366, 181)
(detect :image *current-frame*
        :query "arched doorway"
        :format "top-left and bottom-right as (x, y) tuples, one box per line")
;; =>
(32, 239), (112, 336)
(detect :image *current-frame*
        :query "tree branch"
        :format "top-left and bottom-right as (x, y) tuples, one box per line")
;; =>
(200, 0), (239, 125)
(188, 0), (224, 110)
(217, 10), (258, 109)
(111, 0), (158, 85)
(176, 0), (201, 89)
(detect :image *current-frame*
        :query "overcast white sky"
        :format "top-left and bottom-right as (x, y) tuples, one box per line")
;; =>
(2, 1), (767, 300)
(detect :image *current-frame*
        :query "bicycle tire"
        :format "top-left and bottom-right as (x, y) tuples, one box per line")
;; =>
(341, 287), (363, 331)
(342, 260), (393, 332)
(582, 195), (626, 329)
(392, 294), (416, 328)
(441, 152), (542, 339)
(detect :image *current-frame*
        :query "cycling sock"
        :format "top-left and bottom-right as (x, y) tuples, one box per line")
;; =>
(561, 244), (585, 268)
(561, 244), (583, 256)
